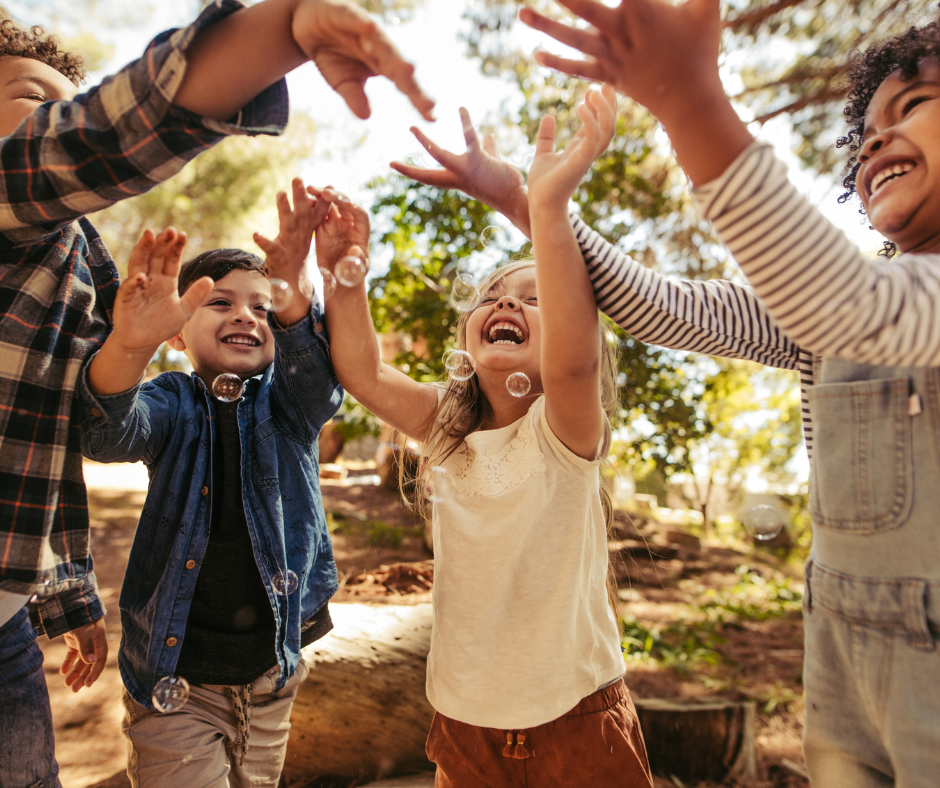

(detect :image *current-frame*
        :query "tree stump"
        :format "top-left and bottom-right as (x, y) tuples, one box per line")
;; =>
(634, 698), (756, 783)
(283, 603), (434, 785)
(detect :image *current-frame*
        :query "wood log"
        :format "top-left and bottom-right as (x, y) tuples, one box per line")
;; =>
(283, 603), (435, 785)
(634, 698), (757, 783)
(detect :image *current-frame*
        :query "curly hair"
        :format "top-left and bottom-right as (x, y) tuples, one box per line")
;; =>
(837, 15), (940, 256)
(0, 16), (86, 86)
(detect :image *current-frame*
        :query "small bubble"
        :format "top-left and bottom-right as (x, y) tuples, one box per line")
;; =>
(506, 372), (531, 398)
(423, 466), (451, 504)
(266, 278), (293, 313)
(480, 225), (511, 250)
(152, 675), (190, 713)
(330, 191), (352, 203)
(444, 350), (475, 381)
(404, 151), (428, 168)
(742, 505), (785, 541)
(212, 373), (244, 402)
(336, 255), (368, 287)
(449, 272), (479, 312)
(273, 569), (299, 596)
(319, 267), (337, 300)
(181, 754), (193, 765)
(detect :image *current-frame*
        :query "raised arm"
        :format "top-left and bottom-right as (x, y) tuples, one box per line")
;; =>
(313, 191), (439, 441)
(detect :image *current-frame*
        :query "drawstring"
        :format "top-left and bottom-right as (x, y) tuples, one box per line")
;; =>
(502, 730), (531, 760)
(226, 683), (252, 766)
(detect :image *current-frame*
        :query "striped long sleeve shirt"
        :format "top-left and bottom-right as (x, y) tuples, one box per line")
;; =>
(0, 0), (288, 637)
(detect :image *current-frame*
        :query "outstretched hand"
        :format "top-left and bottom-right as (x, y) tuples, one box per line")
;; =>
(111, 228), (213, 354)
(293, 0), (435, 122)
(60, 618), (107, 693)
(390, 107), (531, 236)
(527, 85), (616, 211)
(310, 188), (372, 274)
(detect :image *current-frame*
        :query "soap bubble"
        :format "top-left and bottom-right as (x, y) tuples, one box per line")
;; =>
(273, 569), (299, 596)
(336, 255), (368, 287)
(423, 466), (451, 504)
(212, 373), (244, 402)
(480, 225), (511, 250)
(444, 350), (476, 381)
(403, 151), (429, 168)
(152, 675), (190, 713)
(506, 372), (531, 398)
(449, 272), (479, 312)
(266, 278), (293, 313)
(181, 755), (193, 765)
(742, 505), (785, 541)
(319, 267), (337, 300)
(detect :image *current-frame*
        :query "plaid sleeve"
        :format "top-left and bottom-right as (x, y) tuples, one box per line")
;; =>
(0, 0), (289, 246)
(29, 573), (105, 638)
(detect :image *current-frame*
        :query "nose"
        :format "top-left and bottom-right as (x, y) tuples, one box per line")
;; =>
(232, 304), (257, 325)
(858, 132), (887, 164)
(495, 295), (519, 311)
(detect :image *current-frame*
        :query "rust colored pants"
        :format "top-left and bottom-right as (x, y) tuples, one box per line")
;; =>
(426, 679), (653, 788)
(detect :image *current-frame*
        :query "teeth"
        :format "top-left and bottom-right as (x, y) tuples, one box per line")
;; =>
(487, 321), (524, 343)
(223, 336), (258, 346)
(872, 162), (913, 194)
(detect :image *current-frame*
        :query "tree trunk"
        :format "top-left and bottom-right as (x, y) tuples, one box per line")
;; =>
(634, 698), (757, 783)
(283, 603), (435, 785)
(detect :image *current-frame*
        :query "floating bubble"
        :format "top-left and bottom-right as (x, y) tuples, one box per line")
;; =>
(152, 675), (190, 713)
(444, 350), (476, 381)
(212, 373), (244, 403)
(742, 505), (785, 541)
(506, 372), (531, 398)
(273, 569), (299, 596)
(403, 151), (429, 169)
(449, 272), (480, 312)
(336, 255), (368, 287)
(319, 267), (337, 300)
(423, 466), (451, 504)
(181, 755), (193, 765)
(480, 225), (511, 250)
(508, 146), (535, 168)
(267, 278), (293, 313)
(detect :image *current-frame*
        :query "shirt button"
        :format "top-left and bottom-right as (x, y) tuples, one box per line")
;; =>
(315, 321), (324, 333)
(186, 560), (196, 570)
(166, 637), (178, 647)
(201, 486), (209, 496)
(90, 407), (102, 418)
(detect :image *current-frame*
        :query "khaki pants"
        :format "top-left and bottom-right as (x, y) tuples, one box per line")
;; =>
(426, 679), (653, 788)
(121, 660), (309, 788)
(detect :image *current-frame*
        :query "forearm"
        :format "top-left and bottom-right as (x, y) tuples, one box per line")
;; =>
(87, 338), (155, 396)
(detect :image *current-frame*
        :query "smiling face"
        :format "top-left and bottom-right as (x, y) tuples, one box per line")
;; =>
(0, 55), (77, 137)
(168, 269), (274, 387)
(857, 56), (940, 253)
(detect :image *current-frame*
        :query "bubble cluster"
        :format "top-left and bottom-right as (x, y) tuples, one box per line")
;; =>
(449, 272), (480, 312)
(336, 255), (368, 287)
(152, 675), (191, 713)
(273, 569), (299, 596)
(319, 267), (337, 300)
(505, 372), (531, 398)
(423, 466), (450, 504)
(444, 349), (476, 381)
(266, 278), (293, 313)
(212, 373), (244, 403)
(742, 505), (785, 541)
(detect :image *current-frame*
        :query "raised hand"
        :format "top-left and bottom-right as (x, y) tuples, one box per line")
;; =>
(310, 188), (372, 274)
(391, 107), (531, 235)
(292, 0), (435, 121)
(60, 618), (107, 693)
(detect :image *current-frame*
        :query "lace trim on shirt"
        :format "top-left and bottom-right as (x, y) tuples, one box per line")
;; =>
(448, 413), (545, 497)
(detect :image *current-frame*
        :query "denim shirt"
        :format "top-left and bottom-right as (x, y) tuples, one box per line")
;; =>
(78, 305), (343, 707)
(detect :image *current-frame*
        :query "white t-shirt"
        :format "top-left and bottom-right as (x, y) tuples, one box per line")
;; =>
(426, 395), (625, 729)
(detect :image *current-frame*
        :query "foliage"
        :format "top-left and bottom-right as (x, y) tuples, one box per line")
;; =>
(333, 395), (382, 443)
(702, 565), (804, 623)
(621, 617), (723, 673)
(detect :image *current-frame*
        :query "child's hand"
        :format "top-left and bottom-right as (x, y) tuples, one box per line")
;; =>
(292, 0), (434, 122)
(60, 618), (107, 693)
(111, 228), (213, 355)
(391, 108), (531, 237)
(527, 86), (616, 212)
(310, 188), (372, 274)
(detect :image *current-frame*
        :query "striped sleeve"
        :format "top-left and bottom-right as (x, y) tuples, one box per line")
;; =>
(694, 141), (940, 367)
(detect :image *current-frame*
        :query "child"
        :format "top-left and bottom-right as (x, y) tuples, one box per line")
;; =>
(0, 4), (431, 786)
(315, 94), (652, 787)
(79, 178), (342, 786)
(513, 2), (940, 785)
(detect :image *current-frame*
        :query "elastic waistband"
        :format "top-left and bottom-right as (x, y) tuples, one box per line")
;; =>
(806, 560), (939, 650)
(563, 675), (628, 718)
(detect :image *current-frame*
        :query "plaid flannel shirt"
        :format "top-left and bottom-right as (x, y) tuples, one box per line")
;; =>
(0, 0), (289, 637)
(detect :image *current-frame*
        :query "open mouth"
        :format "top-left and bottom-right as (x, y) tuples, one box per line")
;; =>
(487, 321), (525, 345)
(871, 162), (914, 195)
(222, 335), (260, 347)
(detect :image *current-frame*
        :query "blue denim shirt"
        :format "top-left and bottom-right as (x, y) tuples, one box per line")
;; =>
(78, 305), (343, 708)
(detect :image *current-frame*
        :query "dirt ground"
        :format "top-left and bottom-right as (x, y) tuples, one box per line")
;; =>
(42, 462), (809, 788)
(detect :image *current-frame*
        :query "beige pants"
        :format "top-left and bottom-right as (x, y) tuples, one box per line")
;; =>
(121, 660), (309, 788)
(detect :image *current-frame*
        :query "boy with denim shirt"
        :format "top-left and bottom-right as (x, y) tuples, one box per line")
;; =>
(0, 3), (432, 785)
(79, 178), (342, 785)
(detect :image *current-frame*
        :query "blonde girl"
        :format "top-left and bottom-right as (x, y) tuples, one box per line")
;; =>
(313, 87), (651, 788)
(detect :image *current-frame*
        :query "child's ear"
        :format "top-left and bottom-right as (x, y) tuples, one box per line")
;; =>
(166, 334), (186, 352)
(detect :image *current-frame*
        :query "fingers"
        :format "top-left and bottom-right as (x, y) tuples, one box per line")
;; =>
(458, 107), (480, 152)
(82, 622), (108, 688)
(126, 228), (156, 279)
(517, 7), (608, 58)
(157, 229), (187, 278)
(179, 276), (215, 319)
(63, 619), (108, 691)
(410, 126), (459, 170)
(535, 114), (557, 155)
(389, 161), (457, 189)
(309, 193), (332, 229)
(359, 23), (435, 121)
(533, 49), (607, 83)
(275, 190), (294, 231)
(534, 0), (610, 29)
(481, 133), (499, 158)
(291, 177), (308, 214)
(253, 232), (280, 258)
